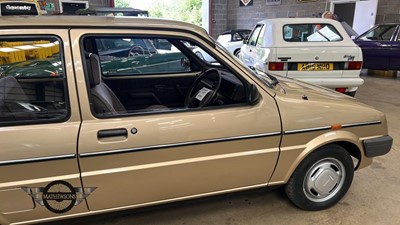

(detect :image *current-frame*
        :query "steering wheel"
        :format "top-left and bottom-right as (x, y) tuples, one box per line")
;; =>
(128, 45), (145, 57)
(184, 68), (222, 108)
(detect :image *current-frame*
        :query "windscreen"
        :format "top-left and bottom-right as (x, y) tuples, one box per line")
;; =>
(283, 24), (343, 42)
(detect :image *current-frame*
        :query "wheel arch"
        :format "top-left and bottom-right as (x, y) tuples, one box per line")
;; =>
(334, 141), (361, 168)
(269, 130), (370, 185)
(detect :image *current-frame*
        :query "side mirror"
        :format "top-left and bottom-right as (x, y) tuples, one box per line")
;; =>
(249, 66), (256, 71)
(243, 38), (248, 44)
(181, 57), (190, 69)
(248, 84), (260, 105)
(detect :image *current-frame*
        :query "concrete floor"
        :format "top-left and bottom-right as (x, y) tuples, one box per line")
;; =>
(61, 73), (400, 225)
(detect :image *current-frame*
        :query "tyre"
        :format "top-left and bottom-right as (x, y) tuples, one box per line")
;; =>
(234, 49), (241, 57)
(345, 91), (356, 97)
(285, 144), (354, 211)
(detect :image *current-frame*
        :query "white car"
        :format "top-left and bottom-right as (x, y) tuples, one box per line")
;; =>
(239, 18), (363, 96)
(194, 29), (251, 62)
(217, 29), (251, 56)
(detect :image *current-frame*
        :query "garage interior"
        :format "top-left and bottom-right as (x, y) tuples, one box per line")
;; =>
(3, 0), (399, 224)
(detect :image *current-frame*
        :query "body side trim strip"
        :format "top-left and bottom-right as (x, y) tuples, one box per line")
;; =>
(284, 120), (382, 135)
(284, 126), (331, 135)
(79, 132), (282, 158)
(0, 154), (76, 166)
(341, 120), (381, 128)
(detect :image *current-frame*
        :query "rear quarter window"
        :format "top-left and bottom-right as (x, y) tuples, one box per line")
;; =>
(283, 24), (343, 42)
(0, 36), (69, 126)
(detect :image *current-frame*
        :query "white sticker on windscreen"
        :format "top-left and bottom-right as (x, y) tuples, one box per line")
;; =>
(195, 87), (212, 101)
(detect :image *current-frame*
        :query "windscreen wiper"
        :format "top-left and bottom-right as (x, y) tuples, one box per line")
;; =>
(249, 66), (279, 86)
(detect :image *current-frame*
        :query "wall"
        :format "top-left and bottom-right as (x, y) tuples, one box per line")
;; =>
(211, 0), (229, 37)
(212, 0), (327, 36)
(376, 0), (400, 23)
(211, 0), (400, 37)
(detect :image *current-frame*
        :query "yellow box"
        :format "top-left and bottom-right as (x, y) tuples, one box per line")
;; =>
(0, 47), (26, 64)
(33, 40), (50, 45)
(34, 43), (59, 56)
(1, 42), (25, 47)
(13, 45), (50, 59)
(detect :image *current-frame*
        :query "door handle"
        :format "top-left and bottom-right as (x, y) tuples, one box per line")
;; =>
(98, 128), (128, 138)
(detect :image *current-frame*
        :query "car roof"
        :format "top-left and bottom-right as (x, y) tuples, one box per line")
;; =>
(257, 17), (343, 26)
(0, 15), (209, 36)
(220, 29), (251, 35)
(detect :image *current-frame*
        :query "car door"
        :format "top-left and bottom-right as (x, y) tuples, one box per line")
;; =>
(356, 24), (397, 70)
(240, 24), (263, 67)
(0, 30), (85, 224)
(389, 25), (400, 70)
(70, 28), (282, 211)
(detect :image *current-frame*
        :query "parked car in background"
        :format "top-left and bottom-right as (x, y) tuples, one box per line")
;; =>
(193, 29), (250, 62)
(354, 23), (400, 71)
(217, 29), (251, 56)
(239, 18), (364, 96)
(0, 57), (63, 78)
(0, 16), (392, 225)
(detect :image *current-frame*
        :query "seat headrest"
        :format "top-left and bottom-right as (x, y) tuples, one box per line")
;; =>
(0, 76), (27, 100)
(89, 53), (102, 86)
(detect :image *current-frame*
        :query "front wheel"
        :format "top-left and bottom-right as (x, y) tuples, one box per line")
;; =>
(285, 144), (354, 211)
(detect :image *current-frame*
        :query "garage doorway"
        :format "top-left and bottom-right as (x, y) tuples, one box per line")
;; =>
(330, 0), (378, 35)
(202, 0), (210, 33)
(333, 2), (355, 27)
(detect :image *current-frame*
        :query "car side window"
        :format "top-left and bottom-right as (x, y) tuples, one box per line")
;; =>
(217, 34), (232, 43)
(283, 24), (343, 42)
(82, 35), (248, 117)
(93, 37), (189, 76)
(256, 25), (266, 47)
(0, 36), (68, 125)
(232, 33), (242, 41)
(358, 25), (397, 41)
(239, 30), (250, 40)
(248, 25), (263, 46)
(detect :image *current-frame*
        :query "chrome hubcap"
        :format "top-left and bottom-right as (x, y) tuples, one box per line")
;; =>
(303, 158), (345, 202)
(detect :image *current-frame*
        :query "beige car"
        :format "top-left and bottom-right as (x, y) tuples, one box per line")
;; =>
(0, 16), (392, 225)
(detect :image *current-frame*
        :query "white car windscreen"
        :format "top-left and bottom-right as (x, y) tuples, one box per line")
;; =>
(307, 26), (341, 42)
